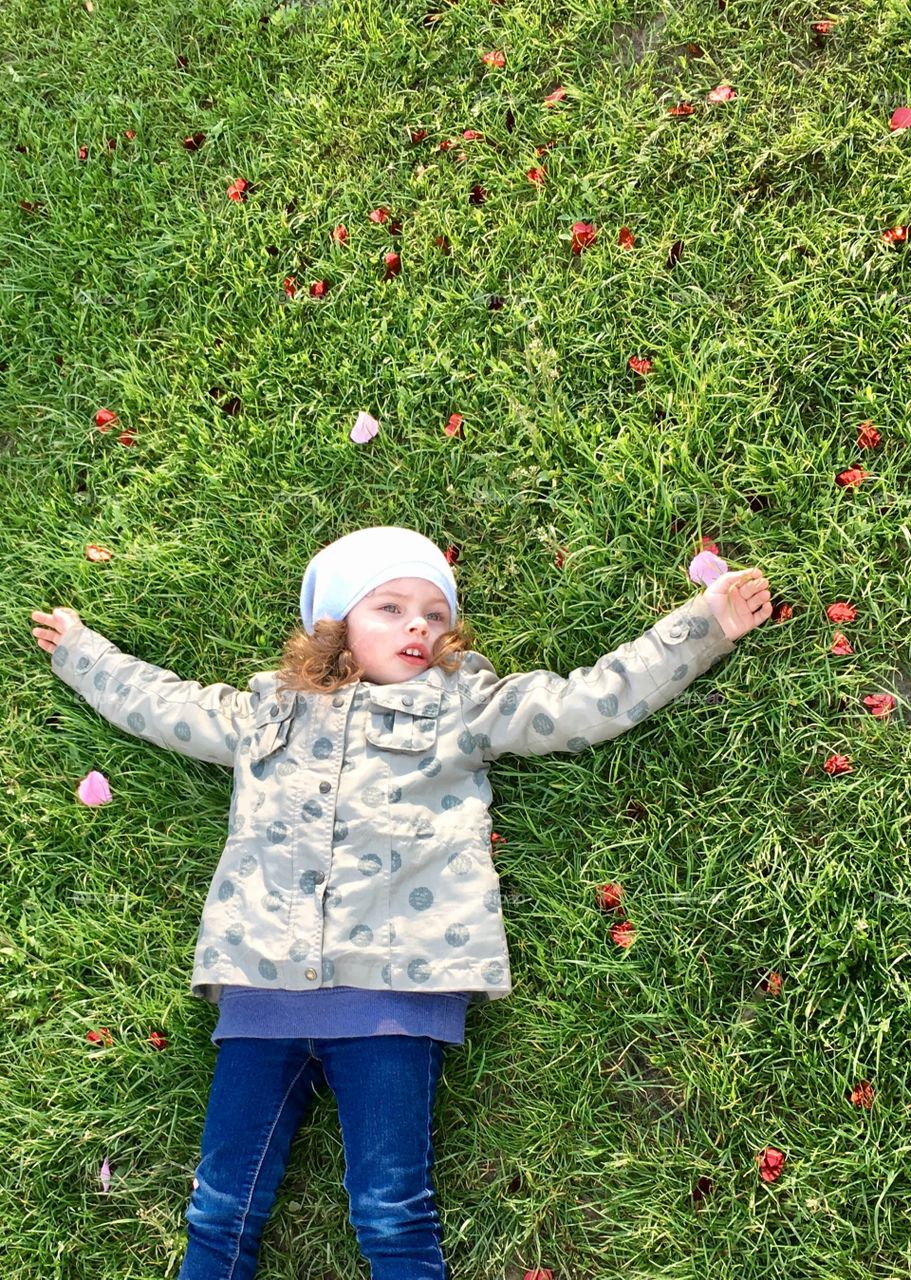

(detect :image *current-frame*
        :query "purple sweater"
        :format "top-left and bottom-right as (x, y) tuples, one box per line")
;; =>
(212, 986), (471, 1046)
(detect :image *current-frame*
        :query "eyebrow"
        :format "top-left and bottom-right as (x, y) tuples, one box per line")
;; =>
(373, 589), (449, 607)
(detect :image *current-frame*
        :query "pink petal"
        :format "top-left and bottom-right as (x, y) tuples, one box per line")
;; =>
(100, 1157), (111, 1193)
(350, 411), (380, 444)
(890, 107), (911, 131)
(707, 85), (737, 103)
(77, 770), (112, 806)
(688, 550), (729, 586)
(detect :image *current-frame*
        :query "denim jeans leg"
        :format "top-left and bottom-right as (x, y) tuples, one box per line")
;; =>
(178, 1038), (326, 1280)
(316, 1035), (448, 1280)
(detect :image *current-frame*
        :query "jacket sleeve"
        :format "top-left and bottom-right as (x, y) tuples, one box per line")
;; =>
(457, 593), (737, 764)
(47, 620), (269, 768)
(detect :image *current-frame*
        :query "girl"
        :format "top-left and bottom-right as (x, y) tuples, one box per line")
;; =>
(30, 524), (773, 1280)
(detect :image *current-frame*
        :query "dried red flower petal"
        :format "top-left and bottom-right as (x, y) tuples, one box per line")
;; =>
(823, 753), (853, 775)
(86, 544), (113, 562)
(595, 883), (624, 912)
(148, 1030), (168, 1050)
(863, 693), (895, 718)
(835, 467), (871, 486)
(707, 84), (737, 103)
(544, 86), (566, 107)
(772, 600), (793, 622)
(890, 108), (911, 132)
(469, 184), (488, 205)
(434, 235), (451, 255)
(86, 1027), (113, 1046)
(463, 129), (485, 141)
(610, 920), (635, 948)
(482, 49), (506, 68)
(701, 537), (719, 553)
(309, 280), (329, 298)
(536, 140), (557, 155)
(384, 251), (401, 279)
(332, 224), (348, 245)
(369, 206), (390, 224)
(554, 546), (567, 568)
(226, 178), (249, 202)
(686, 42), (705, 57)
(410, 129), (428, 143)
(668, 102), (695, 116)
(830, 631), (853, 656)
(124, 130), (136, 140)
(618, 225), (635, 249)
(527, 166), (547, 185)
(117, 430), (136, 446)
(857, 421), (881, 448)
(444, 543), (460, 565)
(444, 412), (464, 438)
(283, 276), (297, 299)
(570, 221), (598, 254)
(628, 356), (653, 375)
(78, 145), (88, 161)
(760, 971), (783, 995)
(850, 1081), (874, 1109)
(826, 602), (856, 623)
(183, 132), (206, 150)
(666, 239), (684, 268)
(757, 1146), (785, 1182)
(811, 20), (835, 34)
(882, 225), (908, 245)
(439, 138), (455, 151)
(490, 831), (506, 845)
(94, 408), (118, 431)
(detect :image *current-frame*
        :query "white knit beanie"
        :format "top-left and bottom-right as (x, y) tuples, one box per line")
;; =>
(299, 526), (459, 636)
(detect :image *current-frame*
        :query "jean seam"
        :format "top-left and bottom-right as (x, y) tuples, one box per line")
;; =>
(425, 1040), (446, 1279)
(224, 1052), (314, 1279)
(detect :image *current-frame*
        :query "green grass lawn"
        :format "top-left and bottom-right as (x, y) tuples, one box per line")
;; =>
(3, 0), (911, 1275)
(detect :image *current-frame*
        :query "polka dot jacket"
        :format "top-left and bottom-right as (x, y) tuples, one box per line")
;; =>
(50, 594), (735, 1007)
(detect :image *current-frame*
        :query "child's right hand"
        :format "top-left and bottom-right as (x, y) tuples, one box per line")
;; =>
(30, 607), (82, 654)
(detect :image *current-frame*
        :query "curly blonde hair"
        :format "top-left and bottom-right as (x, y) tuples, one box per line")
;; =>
(275, 616), (477, 696)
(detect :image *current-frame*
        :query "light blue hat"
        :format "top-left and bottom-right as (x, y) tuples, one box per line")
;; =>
(300, 526), (459, 636)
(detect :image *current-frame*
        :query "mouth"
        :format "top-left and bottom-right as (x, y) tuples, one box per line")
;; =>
(398, 647), (428, 665)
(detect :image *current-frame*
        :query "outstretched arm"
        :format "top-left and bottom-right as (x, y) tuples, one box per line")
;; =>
(31, 607), (262, 768)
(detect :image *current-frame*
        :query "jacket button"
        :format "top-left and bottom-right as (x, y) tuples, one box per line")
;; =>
(332, 695), (344, 708)
(319, 781), (331, 794)
(270, 705), (279, 717)
(402, 694), (414, 706)
(304, 968), (318, 981)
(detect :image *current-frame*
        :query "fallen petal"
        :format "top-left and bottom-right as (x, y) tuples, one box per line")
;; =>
(544, 86), (566, 107)
(688, 550), (729, 586)
(771, 602), (793, 622)
(570, 221), (598, 254)
(757, 1146), (785, 1182)
(610, 920), (635, 948)
(618, 225), (635, 249)
(595, 882), (623, 912)
(350, 411), (380, 444)
(857, 421), (881, 448)
(628, 355), (653, 375)
(830, 631), (853, 656)
(823, 753), (853, 775)
(444, 412), (464, 438)
(826, 601), (856, 623)
(849, 1081), (874, 1108)
(835, 467), (871, 486)
(100, 1157), (111, 1194)
(86, 545), (113, 562)
(668, 102), (695, 116)
(94, 408), (118, 431)
(863, 693), (895, 718)
(481, 49), (506, 68)
(77, 770), (112, 806)
(707, 84), (737, 103)
(890, 107), (911, 131)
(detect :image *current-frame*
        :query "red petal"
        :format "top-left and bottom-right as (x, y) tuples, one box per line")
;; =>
(283, 276), (297, 299)
(410, 128), (428, 143)
(890, 108), (911, 131)
(369, 207), (390, 224)
(384, 251), (401, 278)
(444, 412), (464, 438)
(78, 145), (88, 161)
(757, 1146), (785, 1182)
(835, 467), (871, 486)
(94, 408), (118, 431)
(481, 49), (506, 68)
(826, 601), (856, 623)
(668, 102), (695, 116)
(823, 753), (853, 775)
(863, 693), (895, 718)
(526, 166), (546, 185)
(444, 543), (461, 565)
(830, 631), (853, 656)
(628, 355), (653, 375)
(543, 86), (566, 107)
(610, 920), (635, 948)
(332, 224), (348, 244)
(811, 20), (835, 34)
(618, 225), (635, 249)
(595, 882), (624, 912)
(771, 602), (793, 622)
(570, 221), (598, 253)
(857, 420), (881, 448)
(85, 544), (113, 562)
(850, 1081), (874, 1108)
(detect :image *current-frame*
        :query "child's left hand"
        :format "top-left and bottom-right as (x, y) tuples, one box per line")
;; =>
(702, 568), (773, 642)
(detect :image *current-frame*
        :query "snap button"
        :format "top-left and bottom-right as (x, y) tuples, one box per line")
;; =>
(319, 781), (331, 794)
(313, 872), (325, 884)
(402, 694), (414, 706)
(304, 968), (318, 980)
(270, 705), (279, 717)
(332, 696), (344, 708)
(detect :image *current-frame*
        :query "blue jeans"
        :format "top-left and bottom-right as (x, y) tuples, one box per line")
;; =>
(177, 1036), (448, 1280)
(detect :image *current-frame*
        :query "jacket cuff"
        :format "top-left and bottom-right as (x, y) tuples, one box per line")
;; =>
(50, 622), (119, 701)
(649, 593), (736, 686)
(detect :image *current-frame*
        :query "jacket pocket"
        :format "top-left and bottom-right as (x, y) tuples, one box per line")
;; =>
(365, 687), (442, 754)
(249, 696), (295, 762)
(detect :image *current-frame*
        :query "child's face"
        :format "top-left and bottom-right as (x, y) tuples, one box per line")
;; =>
(344, 577), (453, 684)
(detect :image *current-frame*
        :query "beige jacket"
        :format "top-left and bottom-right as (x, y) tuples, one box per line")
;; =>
(49, 594), (735, 1006)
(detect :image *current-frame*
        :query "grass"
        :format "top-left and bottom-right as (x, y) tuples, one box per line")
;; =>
(2, 0), (911, 1275)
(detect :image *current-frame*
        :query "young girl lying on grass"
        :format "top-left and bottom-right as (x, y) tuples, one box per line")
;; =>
(30, 525), (772, 1280)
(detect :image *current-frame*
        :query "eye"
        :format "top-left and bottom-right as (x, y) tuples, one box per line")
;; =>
(381, 604), (446, 620)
